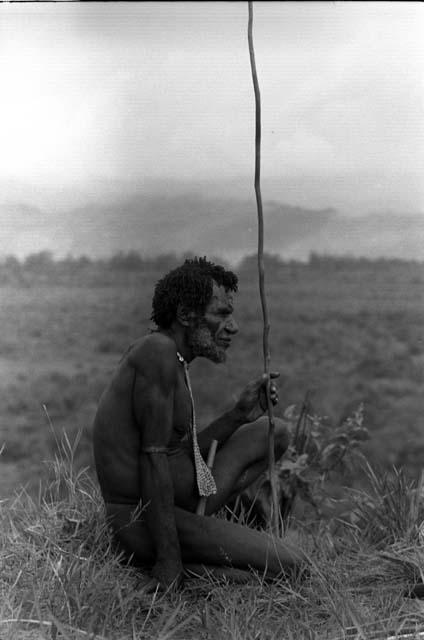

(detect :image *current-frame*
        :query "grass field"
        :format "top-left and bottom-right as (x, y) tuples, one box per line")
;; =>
(1, 253), (424, 638)
(1, 430), (424, 639)
(1, 253), (423, 496)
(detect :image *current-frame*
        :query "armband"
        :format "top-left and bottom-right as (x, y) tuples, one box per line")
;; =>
(140, 446), (168, 454)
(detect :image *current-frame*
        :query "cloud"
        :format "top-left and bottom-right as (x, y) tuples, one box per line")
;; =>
(272, 130), (336, 175)
(0, 1), (422, 218)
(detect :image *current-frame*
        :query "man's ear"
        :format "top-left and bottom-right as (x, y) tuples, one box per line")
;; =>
(176, 305), (196, 327)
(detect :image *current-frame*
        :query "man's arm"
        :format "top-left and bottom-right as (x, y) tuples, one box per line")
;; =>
(197, 372), (280, 453)
(130, 340), (183, 588)
(197, 408), (245, 453)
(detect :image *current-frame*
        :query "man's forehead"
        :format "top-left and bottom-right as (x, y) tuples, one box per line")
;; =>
(209, 283), (235, 308)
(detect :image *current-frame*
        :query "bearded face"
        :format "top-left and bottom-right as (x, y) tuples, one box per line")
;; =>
(185, 284), (238, 364)
(186, 319), (228, 363)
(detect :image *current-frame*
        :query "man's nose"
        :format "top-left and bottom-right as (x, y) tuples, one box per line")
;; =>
(226, 317), (238, 334)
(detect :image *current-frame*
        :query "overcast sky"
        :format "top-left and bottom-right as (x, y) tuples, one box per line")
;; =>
(1, 1), (423, 219)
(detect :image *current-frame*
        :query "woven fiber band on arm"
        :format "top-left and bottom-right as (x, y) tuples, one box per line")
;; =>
(140, 446), (169, 454)
(176, 351), (217, 497)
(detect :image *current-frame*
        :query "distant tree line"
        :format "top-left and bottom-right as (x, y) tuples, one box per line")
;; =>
(0, 250), (423, 286)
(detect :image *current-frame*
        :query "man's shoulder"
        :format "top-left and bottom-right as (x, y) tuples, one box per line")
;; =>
(127, 333), (178, 377)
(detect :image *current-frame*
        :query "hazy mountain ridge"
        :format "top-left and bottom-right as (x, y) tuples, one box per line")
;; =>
(1, 187), (423, 262)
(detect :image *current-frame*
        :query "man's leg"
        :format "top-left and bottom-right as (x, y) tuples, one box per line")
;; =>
(105, 417), (301, 577)
(207, 416), (289, 513)
(175, 507), (304, 576)
(170, 416), (289, 514)
(105, 503), (304, 577)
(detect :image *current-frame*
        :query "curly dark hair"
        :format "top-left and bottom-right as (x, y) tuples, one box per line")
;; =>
(151, 257), (238, 329)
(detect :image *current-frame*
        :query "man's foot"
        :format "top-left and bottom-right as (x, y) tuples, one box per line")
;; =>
(184, 564), (255, 584)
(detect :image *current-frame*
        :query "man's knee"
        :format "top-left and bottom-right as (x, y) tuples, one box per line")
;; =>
(252, 416), (291, 458)
(275, 417), (291, 456)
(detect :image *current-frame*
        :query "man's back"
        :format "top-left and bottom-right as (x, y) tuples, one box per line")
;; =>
(92, 332), (191, 504)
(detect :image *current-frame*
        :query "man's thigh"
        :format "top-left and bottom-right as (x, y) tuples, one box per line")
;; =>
(168, 421), (269, 515)
(167, 431), (263, 514)
(165, 418), (284, 513)
(167, 442), (249, 513)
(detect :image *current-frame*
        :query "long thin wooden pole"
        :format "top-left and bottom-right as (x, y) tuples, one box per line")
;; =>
(247, 1), (279, 536)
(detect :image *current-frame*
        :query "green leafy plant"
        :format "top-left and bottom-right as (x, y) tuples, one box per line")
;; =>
(277, 396), (369, 521)
(234, 396), (370, 528)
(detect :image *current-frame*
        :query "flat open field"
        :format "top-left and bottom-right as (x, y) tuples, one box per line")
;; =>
(1, 255), (423, 497)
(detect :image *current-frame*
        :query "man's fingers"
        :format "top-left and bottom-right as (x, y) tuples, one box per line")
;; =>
(258, 372), (280, 408)
(264, 389), (279, 406)
(259, 371), (280, 384)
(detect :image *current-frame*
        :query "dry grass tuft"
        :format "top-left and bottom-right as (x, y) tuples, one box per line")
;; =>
(1, 430), (424, 639)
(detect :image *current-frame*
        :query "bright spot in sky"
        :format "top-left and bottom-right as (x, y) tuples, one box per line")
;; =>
(0, 1), (422, 190)
(0, 2), (423, 260)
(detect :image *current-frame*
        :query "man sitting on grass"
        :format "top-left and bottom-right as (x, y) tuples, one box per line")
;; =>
(93, 256), (304, 589)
